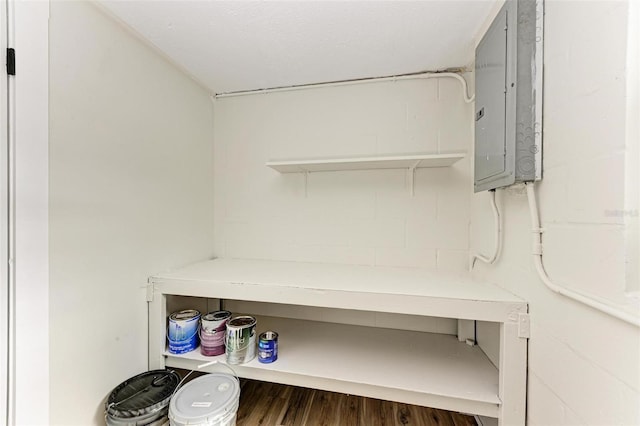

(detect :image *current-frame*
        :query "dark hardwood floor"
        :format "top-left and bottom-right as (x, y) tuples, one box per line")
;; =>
(236, 379), (478, 426)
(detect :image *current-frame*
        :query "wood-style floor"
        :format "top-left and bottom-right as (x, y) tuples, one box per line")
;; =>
(237, 379), (477, 426)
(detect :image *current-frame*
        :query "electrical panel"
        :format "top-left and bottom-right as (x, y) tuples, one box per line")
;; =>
(474, 0), (543, 192)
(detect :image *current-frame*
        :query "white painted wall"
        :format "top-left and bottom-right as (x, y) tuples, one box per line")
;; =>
(472, 1), (640, 424)
(213, 78), (473, 272)
(625, 0), (639, 294)
(1, 1), (10, 422)
(13, 1), (50, 424)
(49, 2), (214, 424)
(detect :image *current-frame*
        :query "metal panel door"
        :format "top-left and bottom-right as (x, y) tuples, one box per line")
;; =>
(474, 8), (508, 183)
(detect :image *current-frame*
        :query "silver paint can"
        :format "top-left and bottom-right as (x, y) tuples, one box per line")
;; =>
(224, 316), (257, 365)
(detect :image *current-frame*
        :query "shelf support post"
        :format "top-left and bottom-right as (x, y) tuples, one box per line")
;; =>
(498, 322), (527, 426)
(146, 279), (154, 302)
(457, 319), (475, 343)
(148, 288), (167, 370)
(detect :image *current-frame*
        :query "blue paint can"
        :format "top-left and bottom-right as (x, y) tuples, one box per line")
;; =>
(168, 310), (200, 354)
(258, 331), (278, 363)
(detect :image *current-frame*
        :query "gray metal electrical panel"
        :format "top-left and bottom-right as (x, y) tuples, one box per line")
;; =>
(474, 0), (543, 192)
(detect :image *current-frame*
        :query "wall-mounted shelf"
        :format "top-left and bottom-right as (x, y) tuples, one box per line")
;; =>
(266, 153), (465, 173)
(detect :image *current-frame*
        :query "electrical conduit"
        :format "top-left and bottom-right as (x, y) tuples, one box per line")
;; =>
(471, 189), (502, 269)
(526, 182), (640, 328)
(215, 72), (475, 103)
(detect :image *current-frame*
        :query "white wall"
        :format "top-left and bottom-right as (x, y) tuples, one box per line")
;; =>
(625, 0), (639, 294)
(0, 2), (9, 421)
(472, 1), (640, 424)
(49, 2), (214, 424)
(213, 78), (473, 272)
(13, 1), (50, 424)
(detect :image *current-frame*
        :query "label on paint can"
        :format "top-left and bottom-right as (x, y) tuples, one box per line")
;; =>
(168, 310), (200, 354)
(258, 331), (278, 364)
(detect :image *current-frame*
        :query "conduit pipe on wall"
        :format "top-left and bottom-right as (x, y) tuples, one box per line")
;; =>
(215, 72), (475, 103)
(526, 182), (640, 328)
(470, 190), (502, 269)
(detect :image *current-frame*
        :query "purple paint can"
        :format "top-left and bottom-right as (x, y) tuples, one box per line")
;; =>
(199, 310), (231, 356)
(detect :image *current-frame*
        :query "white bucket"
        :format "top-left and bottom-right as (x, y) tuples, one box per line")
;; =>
(169, 374), (240, 426)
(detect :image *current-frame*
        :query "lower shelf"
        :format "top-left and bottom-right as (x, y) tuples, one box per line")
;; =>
(164, 315), (500, 418)
(236, 379), (478, 426)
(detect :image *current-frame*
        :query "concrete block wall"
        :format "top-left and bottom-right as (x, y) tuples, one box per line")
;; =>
(472, 1), (640, 424)
(213, 78), (473, 272)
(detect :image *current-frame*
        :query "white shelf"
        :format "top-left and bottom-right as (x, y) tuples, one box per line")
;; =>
(151, 258), (526, 322)
(266, 153), (465, 173)
(149, 258), (527, 422)
(164, 315), (500, 417)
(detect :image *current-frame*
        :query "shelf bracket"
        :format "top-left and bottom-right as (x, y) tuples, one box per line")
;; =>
(304, 171), (309, 198)
(407, 160), (421, 197)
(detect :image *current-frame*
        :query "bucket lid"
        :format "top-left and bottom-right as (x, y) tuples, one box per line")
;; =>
(106, 370), (180, 420)
(169, 373), (240, 425)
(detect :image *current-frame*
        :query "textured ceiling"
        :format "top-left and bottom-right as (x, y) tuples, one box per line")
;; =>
(98, 1), (495, 94)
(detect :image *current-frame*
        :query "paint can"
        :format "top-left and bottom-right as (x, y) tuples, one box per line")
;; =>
(258, 331), (278, 364)
(168, 310), (201, 354)
(224, 316), (257, 365)
(168, 373), (240, 426)
(105, 369), (180, 426)
(200, 310), (232, 356)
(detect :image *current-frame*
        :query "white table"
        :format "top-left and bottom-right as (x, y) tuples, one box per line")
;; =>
(148, 258), (528, 425)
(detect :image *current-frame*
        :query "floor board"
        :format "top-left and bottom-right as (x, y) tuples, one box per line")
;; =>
(236, 379), (478, 426)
